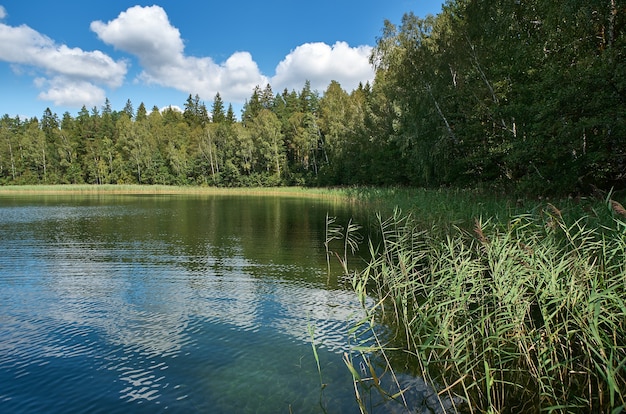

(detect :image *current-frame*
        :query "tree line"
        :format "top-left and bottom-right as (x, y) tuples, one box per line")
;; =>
(1, 0), (624, 195)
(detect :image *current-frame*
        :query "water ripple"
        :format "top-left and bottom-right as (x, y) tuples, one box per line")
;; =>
(0, 198), (368, 413)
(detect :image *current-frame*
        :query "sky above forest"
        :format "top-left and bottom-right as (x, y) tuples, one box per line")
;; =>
(0, 1), (444, 119)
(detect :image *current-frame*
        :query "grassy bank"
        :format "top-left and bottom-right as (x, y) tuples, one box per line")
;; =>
(0, 185), (386, 216)
(0, 184), (342, 198)
(344, 199), (626, 413)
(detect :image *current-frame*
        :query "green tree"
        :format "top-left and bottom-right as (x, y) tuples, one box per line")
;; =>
(199, 123), (220, 183)
(136, 102), (148, 123)
(0, 115), (19, 182)
(40, 108), (62, 182)
(99, 99), (116, 143)
(20, 118), (48, 183)
(165, 123), (192, 184)
(242, 85), (263, 125)
(57, 112), (83, 183)
(299, 80), (319, 114)
(116, 113), (157, 183)
(123, 99), (134, 119)
(211, 92), (226, 124)
(249, 109), (285, 180)
(225, 104), (237, 124)
(260, 84), (275, 110)
(234, 123), (255, 177)
(184, 94), (208, 128)
(318, 80), (374, 184)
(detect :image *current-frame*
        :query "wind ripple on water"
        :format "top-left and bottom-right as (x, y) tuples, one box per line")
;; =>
(0, 245), (195, 411)
(0, 204), (369, 413)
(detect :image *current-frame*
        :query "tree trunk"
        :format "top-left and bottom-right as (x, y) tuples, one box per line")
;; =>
(273, 133), (281, 177)
(608, 0), (617, 47)
(42, 146), (46, 182)
(7, 136), (16, 180)
(427, 84), (458, 144)
(206, 129), (215, 178)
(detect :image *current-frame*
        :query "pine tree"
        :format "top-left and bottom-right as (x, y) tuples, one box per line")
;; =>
(226, 104), (236, 124)
(211, 92), (226, 124)
(123, 99), (134, 119)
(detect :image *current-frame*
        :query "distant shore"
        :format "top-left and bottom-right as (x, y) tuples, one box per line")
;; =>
(0, 184), (344, 198)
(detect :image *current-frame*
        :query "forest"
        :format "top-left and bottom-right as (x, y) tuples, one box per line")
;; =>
(0, 0), (624, 196)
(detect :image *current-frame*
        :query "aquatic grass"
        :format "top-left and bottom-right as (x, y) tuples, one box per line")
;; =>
(0, 184), (350, 199)
(307, 322), (329, 412)
(1, 184), (616, 229)
(340, 186), (523, 229)
(324, 213), (364, 278)
(348, 200), (626, 413)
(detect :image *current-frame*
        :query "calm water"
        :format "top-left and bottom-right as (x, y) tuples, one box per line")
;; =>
(0, 194), (370, 413)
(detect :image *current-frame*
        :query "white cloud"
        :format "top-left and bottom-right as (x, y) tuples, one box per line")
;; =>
(0, 4), (375, 110)
(36, 77), (106, 107)
(90, 5), (183, 68)
(271, 41), (375, 93)
(91, 5), (268, 103)
(160, 105), (182, 114)
(0, 8), (127, 108)
(0, 25), (126, 87)
(91, 5), (374, 104)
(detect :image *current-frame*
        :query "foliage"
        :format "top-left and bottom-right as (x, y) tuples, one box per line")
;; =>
(371, 0), (626, 194)
(1, 0), (624, 195)
(347, 199), (626, 413)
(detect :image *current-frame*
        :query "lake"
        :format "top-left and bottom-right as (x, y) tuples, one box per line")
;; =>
(0, 194), (372, 413)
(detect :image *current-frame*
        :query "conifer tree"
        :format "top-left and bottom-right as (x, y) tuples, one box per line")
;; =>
(211, 92), (226, 124)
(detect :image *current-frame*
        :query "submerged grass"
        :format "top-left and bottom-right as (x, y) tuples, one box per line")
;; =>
(343, 197), (626, 413)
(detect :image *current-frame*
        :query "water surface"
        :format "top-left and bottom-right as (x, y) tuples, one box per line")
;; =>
(0, 194), (367, 413)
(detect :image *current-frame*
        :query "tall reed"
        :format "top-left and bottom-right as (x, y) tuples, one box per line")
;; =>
(348, 201), (626, 413)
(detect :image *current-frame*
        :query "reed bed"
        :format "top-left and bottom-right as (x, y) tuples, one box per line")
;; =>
(0, 184), (353, 201)
(339, 187), (521, 228)
(346, 199), (626, 413)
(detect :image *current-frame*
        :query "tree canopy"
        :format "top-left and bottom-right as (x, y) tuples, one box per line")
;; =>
(1, 0), (623, 195)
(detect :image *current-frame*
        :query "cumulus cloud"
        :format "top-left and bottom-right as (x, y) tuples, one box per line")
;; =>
(36, 77), (107, 107)
(91, 5), (268, 103)
(0, 8), (127, 107)
(160, 105), (182, 114)
(91, 5), (374, 103)
(90, 5), (184, 68)
(0, 4), (375, 109)
(271, 41), (374, 93)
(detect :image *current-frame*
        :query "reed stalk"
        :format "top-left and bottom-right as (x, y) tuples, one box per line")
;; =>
(347, 200), (626, 413)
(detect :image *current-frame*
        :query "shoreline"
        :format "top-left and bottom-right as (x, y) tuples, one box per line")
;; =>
(0, 184), (346, 198)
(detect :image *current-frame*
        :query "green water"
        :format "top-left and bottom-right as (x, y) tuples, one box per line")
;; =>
(0, 194), (371, 413)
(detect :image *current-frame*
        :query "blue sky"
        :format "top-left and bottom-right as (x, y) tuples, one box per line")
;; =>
(0, 1), (444, 119)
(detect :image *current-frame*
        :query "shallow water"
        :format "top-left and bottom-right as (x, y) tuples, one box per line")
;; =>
(0, 194), (368, 413)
